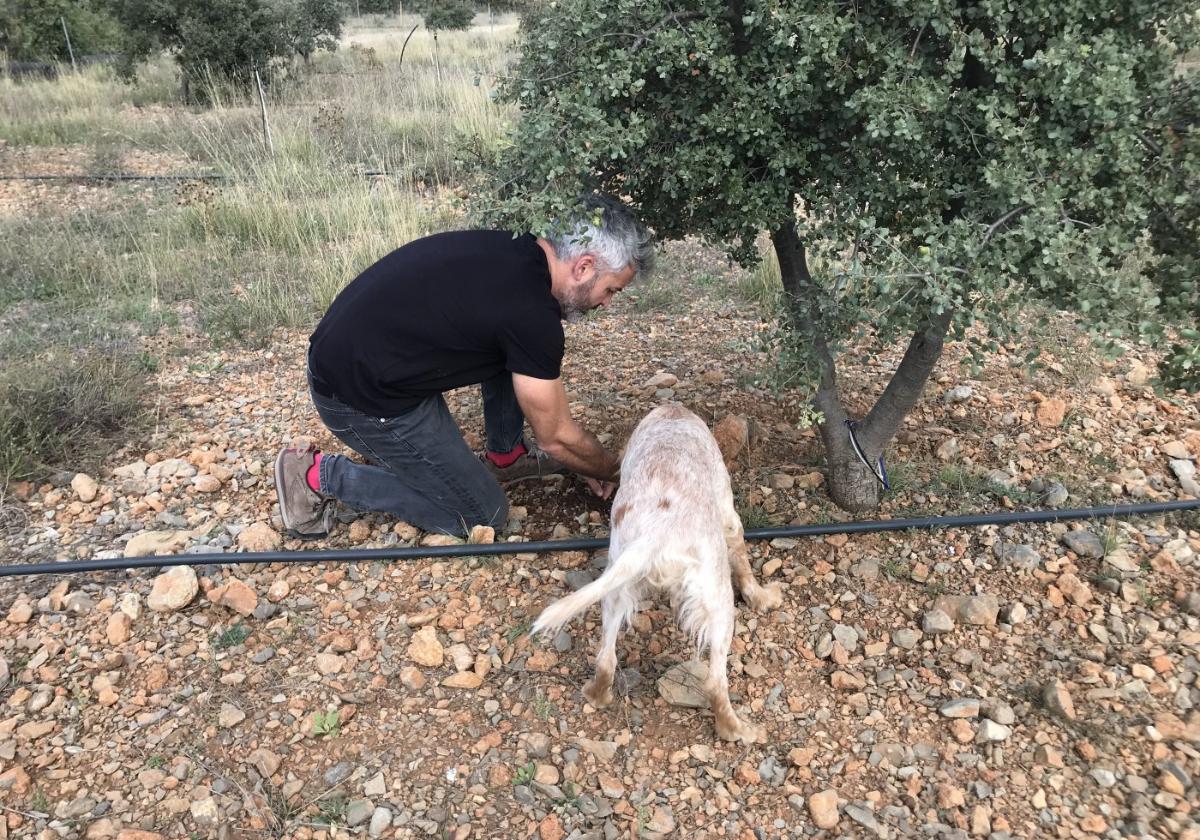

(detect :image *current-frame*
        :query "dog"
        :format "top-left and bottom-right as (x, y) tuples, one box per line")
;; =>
(532, 403), (782, 742)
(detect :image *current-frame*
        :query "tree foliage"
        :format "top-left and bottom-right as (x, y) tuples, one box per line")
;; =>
(0, 0), (125, 61)
(477, 0), (1200, 509)
(420, 1), (474, 31)
(114, 0), (344, 94)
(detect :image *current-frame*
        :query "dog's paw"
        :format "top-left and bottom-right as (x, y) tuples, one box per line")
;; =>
(582, 679), (614, 709)
(745, 582), (783, 612)
(715, 716), (764, 744)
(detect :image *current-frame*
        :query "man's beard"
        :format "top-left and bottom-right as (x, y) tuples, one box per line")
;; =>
(560, 276), (598, 323)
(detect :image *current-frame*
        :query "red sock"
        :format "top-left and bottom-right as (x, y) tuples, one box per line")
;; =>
(486, 441), (527, 468)
(305, 453), (322, 492)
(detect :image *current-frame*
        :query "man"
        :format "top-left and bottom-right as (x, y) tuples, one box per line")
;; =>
(274, 196), (654, 538)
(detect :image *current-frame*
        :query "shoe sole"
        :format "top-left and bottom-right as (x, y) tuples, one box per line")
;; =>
(274, 448), (329, 539)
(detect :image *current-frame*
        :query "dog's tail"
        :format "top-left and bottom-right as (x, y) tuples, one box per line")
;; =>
(531, 540), (650, 638)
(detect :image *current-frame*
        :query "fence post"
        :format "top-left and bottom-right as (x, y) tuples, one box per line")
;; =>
(254, 69), (274, 155)
(432, 33), (442, 86)
(60, 16), (77, 72)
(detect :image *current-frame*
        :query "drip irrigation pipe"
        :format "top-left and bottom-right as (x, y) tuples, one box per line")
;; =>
(1, 499), (1196, 579)
(0, 171), (393, 183)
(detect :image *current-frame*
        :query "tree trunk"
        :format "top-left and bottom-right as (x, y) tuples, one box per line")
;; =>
(770, 209), (953, 513)
(771, 218), (881, 512)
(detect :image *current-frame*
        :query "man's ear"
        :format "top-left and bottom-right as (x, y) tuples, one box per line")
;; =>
(571, 254), (596, 282)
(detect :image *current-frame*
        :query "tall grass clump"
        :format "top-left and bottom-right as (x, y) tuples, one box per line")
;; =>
(0, 349), (149, 484)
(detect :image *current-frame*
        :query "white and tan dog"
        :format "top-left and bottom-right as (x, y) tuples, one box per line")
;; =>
(532, 403), (781, 742)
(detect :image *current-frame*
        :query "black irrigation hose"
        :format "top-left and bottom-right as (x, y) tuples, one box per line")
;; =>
(1, 499), (1196, 579)
(0, 171), (393, 182)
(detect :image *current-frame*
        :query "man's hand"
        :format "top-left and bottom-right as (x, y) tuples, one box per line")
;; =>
(511, 373), (620, 481)
(585, 477), (616, 499)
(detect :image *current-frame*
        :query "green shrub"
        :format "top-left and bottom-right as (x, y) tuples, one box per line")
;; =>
(422, 2), (474, 31)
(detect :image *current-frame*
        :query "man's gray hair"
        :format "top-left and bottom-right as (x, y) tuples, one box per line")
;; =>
(547, 195), (655, 279)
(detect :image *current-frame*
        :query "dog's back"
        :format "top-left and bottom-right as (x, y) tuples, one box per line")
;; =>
(534, 403), (733, 644)
(532, 403), (778, 742)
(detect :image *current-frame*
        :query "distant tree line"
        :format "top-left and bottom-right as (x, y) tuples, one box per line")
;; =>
(1, 0), (507, 96)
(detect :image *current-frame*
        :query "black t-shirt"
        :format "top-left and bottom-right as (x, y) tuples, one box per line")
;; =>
(308, 230), (564, 416)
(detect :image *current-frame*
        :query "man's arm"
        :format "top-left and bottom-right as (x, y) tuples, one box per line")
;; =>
(511, 373), (619, 481)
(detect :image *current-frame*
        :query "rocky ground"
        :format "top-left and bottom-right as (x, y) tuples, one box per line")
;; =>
(1, 244), (1199, 840)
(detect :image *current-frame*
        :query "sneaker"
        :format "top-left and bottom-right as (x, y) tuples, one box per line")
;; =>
(481, 444), (567, 483)
(273, 446), (334, 539)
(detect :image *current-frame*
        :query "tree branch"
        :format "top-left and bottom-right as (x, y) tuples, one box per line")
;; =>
(981, 203), (1032, 245)
(858, 307), (953, 454)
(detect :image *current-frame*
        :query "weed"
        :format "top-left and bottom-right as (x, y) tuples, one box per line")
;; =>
(503, 621), (531, 644)
(147, 755), (166, 769)
(531, 694), (556, 721)
(211, 623), (251, 650)
(879, 558), (910, 579)
(512, 762), (536, 786)
(313, 709), (341, 737)
(737, 503), (772, 530)
(30, 789), (50, 814)
(316, 794), (348, 825)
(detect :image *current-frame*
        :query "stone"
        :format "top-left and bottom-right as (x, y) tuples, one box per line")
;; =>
(832, 623), (859, 652)
(120, 592), (141, 619)
(218, 704), (246, 728)
(346, 799), (374, 827)
(993, 543), (1041, 570)
(977, 719), (1011, 742)
(209, 579), (258, 616)
(407, 626), (444, 667)
(940, 699), (981, 719)
(894, 628), (921, 649)
(944, 385), (973, 404)
(538, 813), (564, 840)
(363, 772), (386, 797)
(958, 595), (999, 626)
(1035, 397), (1067, 427)
(190, 797), (219, 825)
(657, 661), (708, 708)
(192, 474), (221, 492)
(576, 737), (618, 763)
(922, 609), (954, 634)
(983, 701), (1015, 726)
(713, 414), (750, 466)
(106, 612), (132, 645)
(147, 566), (199, 612)
(315, 653), (345, 675)
(248, 748), (280, 778)
(400, 666), (426, 690)
(1044, 680), (1076, 719)
(1062, 530), (1105, 558)
(442, 672), (483, 689)
(809, 789), (840, 829)
(237, 522), (282, 552)
(7, 600), (32, 624)
(469, 524), (495, 544)
(369, 807), (393, 838)
(71, 473), (98, 502)
(831, 670), (866, 691)
(1002, 602), (1028, 624)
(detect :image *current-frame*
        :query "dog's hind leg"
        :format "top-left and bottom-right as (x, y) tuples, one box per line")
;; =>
(582, 590), (628, 709)
(721, 513), (783, 612)
(703, 591), (763, 744)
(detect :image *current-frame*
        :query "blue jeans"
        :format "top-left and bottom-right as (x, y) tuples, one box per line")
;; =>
(308, 368), (524, 533)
